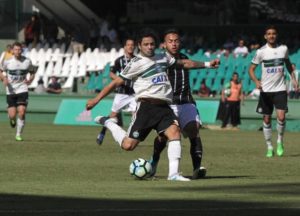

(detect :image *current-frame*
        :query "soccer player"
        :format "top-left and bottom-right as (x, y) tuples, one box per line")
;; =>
(0, 42), (35, 141)
(86, 28), (219, 181)
(249, 25), (298, 157)
(96, 38), (136, 145)
(149, 29), (209, 179)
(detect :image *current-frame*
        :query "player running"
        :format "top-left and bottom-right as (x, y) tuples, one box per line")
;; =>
(0, 42), (35, 141)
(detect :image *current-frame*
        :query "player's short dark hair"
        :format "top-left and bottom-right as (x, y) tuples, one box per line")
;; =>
(137, 28), (158, 45)
(122, 37), (135, 47)
(12, 42), (22, 48)
(265, 25), (277, 33)
(163, 28), (180, 40)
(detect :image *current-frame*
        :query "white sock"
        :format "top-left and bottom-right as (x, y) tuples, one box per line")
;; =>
(167, 140), (181, 177)
(16, 118), (25, 136)
(276, 119), (285, 143)
(105, 120), (126, 146)
(263, 122), (273, 150)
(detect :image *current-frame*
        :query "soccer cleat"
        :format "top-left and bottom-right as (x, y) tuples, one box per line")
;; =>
(192, 167), (207, 179)
(94, 116), (117, 126)
(15, 135), (23, 141)
(266, 149), (274, 158)
(167, 174), (190, 181)
(10, 119), (16, 128)
(276, 142), (284, 157)
(148, 157), (158, 177)
(96, 132), (105, 145)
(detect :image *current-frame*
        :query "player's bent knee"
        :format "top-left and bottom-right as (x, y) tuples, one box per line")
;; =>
(121, 139), (139, 151)
(121, 143), (134, 151)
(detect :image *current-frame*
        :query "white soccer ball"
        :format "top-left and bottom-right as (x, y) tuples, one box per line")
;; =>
(129, 158), (152, 179)
(224, 88), (231, 97)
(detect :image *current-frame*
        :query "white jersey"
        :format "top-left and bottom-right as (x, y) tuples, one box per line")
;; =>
(1, 56), (34, 95)
(120, 53), (175, 103)
(251, 43), (289, 92)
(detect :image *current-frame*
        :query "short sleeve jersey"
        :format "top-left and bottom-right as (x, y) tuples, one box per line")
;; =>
(111, 55), (135, 95)
(251, 44), (289, 92)
(120, 53), (175, 103)
(1, 56), (34, 95)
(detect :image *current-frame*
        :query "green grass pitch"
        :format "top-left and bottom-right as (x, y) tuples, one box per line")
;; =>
(0, 123), (299, 216)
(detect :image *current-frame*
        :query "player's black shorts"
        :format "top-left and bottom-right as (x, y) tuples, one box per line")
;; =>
(256, 91), (288, 115)
(7, 92), (29, 108)
(127, 100), (179, 141)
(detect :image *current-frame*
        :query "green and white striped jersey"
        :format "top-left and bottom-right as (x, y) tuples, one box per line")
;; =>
(252, 43), (289, 92)
(120, 53), (175, 103)
(1, 56), (34, 95)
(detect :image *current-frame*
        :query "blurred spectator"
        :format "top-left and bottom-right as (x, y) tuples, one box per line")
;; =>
(221, 72), (243, 129)
(89, 19), (99, 49)
(287, 63), (299, 99)
(233, 39), (248, 58)
(24, 14), (41, 47)
(47, 76), (62, 94)
(21, 42), (29, 57)
(43, 19), (58, 46)
(3, 44), (13, 61)
(71, 24), (85, 53)
(223, 38), (235, 51)
(107, 24), (120, 49)
(198, 81), (211, 97)
(34, 78), (46, 94)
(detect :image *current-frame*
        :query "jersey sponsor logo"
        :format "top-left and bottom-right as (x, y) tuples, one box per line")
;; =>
(152, 74), (168, 84)
(266, 67), (283, 73)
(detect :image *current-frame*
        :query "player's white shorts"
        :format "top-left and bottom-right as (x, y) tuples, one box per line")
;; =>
(111, 93), (137, 113)
(170, 103), (202, 130)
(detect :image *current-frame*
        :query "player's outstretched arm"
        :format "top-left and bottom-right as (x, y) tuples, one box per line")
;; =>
(177, 59), (220, 69)
(86, 76), (125, 110)
(249, 64), (261, 90)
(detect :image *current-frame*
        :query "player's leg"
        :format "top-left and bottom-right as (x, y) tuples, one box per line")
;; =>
(96, 94), (124, 145)
(16, 105), (26, 141)
(274, 91), (288, 157)
(95, 101), (144, 151)
(257, 92), (274, 157)
(164, 124), (189, 181)
(276, 110), (286, 156)
(263, 115), (273, 157)
(149, 135), (167, 176)
(149, 104), (178, 177)
(183, 121), (206, 179)
(95, 115), (140, 150)
(95, 116), (126, 147)
(6, 94), (17, 128)
(178, 103), (206, 179)
(96, 111), (119, 145)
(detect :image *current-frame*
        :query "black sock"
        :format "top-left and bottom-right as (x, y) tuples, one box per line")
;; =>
(190, 137), (203, 170)
(152, 136), (167, 163)
(100, 127), (107, 135)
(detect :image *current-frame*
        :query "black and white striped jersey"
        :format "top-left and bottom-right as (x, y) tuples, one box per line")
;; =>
(111, 55), (135, 95)
(166, 52), (195, 104)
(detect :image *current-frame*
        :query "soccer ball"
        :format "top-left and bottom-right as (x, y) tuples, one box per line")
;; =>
(129, 158), (152, 179)
(224, 88), (231, 97)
